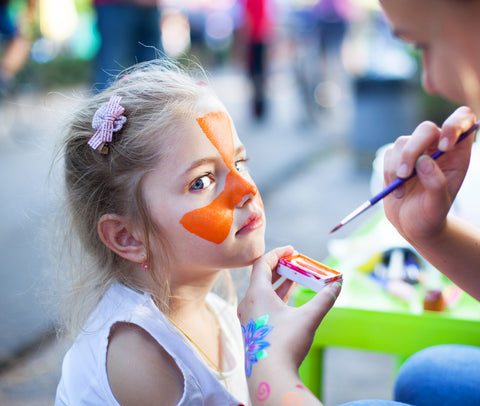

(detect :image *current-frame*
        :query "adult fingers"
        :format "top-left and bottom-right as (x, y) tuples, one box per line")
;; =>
(396, 121), (441, 179)
(440, 106), (477, 151)
(415, 155), (450, 211)
(383, 137), (408, 186)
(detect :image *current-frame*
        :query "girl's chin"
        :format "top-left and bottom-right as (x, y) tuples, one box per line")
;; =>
(228, 244), (265, 269)
(245, 244), (266, 266)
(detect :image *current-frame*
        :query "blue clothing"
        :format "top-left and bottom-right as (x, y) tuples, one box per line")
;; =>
(340, 401), (410, 406)
(394, 344), (480, 406)
(340, 344), (480, 406)
(93, 3), (161, 91)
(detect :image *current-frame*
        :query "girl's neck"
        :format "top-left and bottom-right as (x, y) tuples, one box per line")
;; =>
(168, 283), (214, 321)
(134, 261), (220, 318)
(166, 294), (225, 374)
(157, 272), (228, 374)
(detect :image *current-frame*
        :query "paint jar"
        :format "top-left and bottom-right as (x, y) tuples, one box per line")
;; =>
(277, 253), (342, 292)
(423, 289), (446, 312)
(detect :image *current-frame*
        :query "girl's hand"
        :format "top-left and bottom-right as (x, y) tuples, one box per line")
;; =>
(383, 106), (476, 243)
(238, 246), (341, 371)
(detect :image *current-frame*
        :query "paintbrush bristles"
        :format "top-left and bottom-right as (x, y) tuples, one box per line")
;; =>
(330, 201), (372, 233)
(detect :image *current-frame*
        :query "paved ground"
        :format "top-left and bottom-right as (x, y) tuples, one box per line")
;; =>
(0, 64), (399, 405)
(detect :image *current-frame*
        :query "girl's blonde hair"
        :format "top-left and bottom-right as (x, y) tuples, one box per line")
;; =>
(57, 60), (235, 336)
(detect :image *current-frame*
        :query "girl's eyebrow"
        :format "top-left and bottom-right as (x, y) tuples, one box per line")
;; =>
(184, 145), (247, 174)
(235, 144), (246, 157)
(184, 144), (246, 180)
(184, 157), (218, 175)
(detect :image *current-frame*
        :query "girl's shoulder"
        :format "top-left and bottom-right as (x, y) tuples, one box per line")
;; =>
(57, 283), (191, 405)
(106, 322), (184, 406)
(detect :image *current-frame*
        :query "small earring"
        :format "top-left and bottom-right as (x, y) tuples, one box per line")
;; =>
(142, 261), (149, 271)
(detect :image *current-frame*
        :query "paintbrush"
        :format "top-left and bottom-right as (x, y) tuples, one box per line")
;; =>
(330, 121), (480, 234)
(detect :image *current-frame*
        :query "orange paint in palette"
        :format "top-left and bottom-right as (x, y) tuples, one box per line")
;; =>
(277, 254), (342, 292)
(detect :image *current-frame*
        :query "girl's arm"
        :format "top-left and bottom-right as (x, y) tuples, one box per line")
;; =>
(238, 247), (341, 405)
(383, 106), (480, 300)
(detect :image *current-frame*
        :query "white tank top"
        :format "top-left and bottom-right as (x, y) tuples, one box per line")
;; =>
(55, 282), (250, 405)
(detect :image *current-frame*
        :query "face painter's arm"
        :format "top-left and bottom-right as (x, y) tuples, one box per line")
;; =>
(238, 247), (341, 406)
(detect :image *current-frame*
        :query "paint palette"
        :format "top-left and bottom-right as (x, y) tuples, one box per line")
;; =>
(277, 254), (342, 292)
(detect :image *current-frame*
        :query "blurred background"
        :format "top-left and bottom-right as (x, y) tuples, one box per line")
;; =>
(0, 0), (460, 404)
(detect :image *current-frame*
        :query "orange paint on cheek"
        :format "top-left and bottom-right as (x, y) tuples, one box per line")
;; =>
(180, 111), (258, 244)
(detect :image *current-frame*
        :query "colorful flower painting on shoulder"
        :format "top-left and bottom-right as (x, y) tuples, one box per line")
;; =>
(241, 314), (272, 377)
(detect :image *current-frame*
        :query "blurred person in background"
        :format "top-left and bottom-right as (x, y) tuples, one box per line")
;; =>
(288, 0), (355, 122)
(314, 0), (352, 76)
(312, 0), (354, 113)
(92, 0), (162, 92)
(0, 0), (36, 97)
(240, 0), (274, 120)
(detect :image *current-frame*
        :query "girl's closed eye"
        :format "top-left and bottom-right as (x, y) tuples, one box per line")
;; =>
(190, 174), (214, 191)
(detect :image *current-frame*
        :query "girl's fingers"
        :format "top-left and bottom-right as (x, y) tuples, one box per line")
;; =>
(274, 277), (296, 302)
(250, 246), (294, 284)
(298, 282), (342, 334)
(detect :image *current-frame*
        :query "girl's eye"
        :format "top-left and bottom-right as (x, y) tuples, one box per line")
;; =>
(190, 175), (213, 191)
(235, 158), (249, 172)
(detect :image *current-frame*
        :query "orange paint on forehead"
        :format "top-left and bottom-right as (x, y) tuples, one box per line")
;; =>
(196, 111), (235, 168)
(180, 111), (258, 244)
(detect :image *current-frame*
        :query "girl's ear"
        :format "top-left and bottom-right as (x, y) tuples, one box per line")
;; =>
(97, 214), (146, 263)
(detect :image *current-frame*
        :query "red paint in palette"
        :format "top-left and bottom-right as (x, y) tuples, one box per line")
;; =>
(277, 253), (342, 292)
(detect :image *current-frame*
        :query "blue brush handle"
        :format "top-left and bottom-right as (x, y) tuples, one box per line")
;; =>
(369, 121), (479, 206)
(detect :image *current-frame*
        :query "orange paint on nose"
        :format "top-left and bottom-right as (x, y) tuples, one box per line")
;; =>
(180, 111), (258, 244)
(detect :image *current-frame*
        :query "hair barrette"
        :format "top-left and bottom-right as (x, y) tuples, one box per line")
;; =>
(88, 95), (127, 154)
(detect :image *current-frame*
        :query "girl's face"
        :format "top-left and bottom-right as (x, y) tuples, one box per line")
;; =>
(142, 102), (266, 282)
(380, 0), (480, 105)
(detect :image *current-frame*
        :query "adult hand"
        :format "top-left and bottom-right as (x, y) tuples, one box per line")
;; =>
(383, 106), (477, 243)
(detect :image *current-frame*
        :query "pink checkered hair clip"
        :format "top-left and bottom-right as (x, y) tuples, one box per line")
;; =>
(88, 95), (127, 155)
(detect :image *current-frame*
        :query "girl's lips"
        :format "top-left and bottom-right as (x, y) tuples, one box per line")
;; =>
(236, 211), (264, 236)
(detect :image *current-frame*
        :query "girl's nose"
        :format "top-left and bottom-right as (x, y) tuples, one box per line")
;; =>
(236, 191), (255, 208)
(229, 171), (257, 207)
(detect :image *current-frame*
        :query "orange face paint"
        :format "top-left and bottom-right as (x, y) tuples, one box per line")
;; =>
(180, 111), (258, 244)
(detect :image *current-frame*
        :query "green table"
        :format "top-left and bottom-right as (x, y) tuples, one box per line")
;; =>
(293, 218), (480, 401)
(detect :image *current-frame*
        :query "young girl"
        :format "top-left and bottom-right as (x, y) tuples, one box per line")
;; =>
(54, 61), (270, 405)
